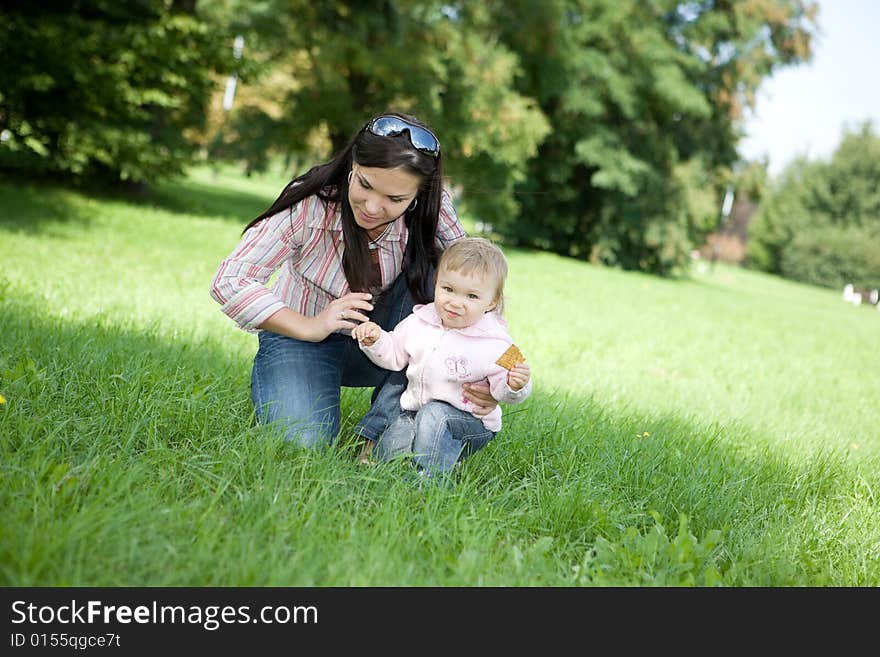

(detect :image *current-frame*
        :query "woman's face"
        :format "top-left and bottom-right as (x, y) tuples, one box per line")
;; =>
(348, 165), (421, 240)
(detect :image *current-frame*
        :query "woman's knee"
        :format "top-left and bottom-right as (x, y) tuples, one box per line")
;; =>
(254, 406), (338, 449)
(250, 332), (344, 448)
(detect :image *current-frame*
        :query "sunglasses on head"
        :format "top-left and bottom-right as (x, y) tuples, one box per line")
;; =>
(365, 115), (440, 157)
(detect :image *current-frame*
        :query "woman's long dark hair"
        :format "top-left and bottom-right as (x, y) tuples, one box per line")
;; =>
(243, 111), (443, 304)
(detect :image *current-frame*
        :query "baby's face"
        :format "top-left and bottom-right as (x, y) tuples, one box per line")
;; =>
(434, 267), (498, 329)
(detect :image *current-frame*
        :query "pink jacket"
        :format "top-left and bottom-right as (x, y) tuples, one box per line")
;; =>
(360, 303), (532, 432)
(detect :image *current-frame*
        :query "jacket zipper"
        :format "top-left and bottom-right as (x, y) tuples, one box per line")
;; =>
(420, 327), (446, 406)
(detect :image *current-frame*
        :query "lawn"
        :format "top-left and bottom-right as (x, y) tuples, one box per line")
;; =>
(1, 167), (878, 586)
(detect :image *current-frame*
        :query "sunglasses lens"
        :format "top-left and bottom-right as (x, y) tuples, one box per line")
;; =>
(368, 116), (439, 155)
(409, 129), (439, 154)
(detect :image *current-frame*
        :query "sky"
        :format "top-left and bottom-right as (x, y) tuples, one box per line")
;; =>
(739, 0), (880, 176)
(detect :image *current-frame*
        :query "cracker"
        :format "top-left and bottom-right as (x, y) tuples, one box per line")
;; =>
(495, 344), (526, 370)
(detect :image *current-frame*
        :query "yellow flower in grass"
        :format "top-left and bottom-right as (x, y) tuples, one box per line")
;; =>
(0, 393), (6, 405)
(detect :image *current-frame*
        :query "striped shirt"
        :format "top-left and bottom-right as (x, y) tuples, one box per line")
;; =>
(210, 187), (465, 332)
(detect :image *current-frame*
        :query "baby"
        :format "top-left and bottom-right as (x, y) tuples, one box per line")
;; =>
(352, 237), (532, 478)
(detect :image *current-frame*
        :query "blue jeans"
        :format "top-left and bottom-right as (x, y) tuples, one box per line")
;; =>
(250, 274), (418, 448)
(376, 401), (495, 476)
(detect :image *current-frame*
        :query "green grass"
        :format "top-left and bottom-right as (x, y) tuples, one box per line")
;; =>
(1, 167), (878, 586)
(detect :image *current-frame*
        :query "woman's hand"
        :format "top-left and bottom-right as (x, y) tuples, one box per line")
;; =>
(320, 291), (374, 332)
(257, 292), (374, 342)
(462, 380), (499, 417)
(306, 292), (374, 341)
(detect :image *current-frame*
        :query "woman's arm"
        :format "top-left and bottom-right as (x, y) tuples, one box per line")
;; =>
(435, 186), (467, 248)
(258, 291), (374, 342)
(210, 207), (303, 332)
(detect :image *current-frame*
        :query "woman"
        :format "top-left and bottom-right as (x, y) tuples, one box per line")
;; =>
(210, 111), (498, 453)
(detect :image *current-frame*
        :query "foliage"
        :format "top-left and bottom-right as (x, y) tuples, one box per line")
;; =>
(779, 224), (880, 290)
(748, 120), (880, 288)
(574, 513), (727, 586)
(0, 0), (229, 185)
(0, 0), (817, 275)
(201, 0), (549, 223)
(204, 0), (814, 258)
(731, 159), (770, 204)
(486, 0), (816, 274)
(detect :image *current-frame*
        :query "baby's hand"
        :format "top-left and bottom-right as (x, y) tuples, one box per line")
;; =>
(507, 362), (531, 391)
(352, 321), (381, 347)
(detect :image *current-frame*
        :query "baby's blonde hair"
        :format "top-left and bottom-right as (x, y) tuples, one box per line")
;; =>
(437, 237), (508, 313)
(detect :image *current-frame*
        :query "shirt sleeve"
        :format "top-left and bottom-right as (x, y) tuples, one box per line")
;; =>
(209, 203), (307, 332)
(435, 186), (467, 249)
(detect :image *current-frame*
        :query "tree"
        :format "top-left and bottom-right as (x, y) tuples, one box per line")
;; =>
(748, 120), (880, 289)
(485, 0), (817, 274)
(0, 0), (228, 185)
(202, 0), (549, 223)
(200, 1), (815, 274)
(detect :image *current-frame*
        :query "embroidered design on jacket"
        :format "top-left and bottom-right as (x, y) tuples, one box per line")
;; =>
(445, 356), (471, 379)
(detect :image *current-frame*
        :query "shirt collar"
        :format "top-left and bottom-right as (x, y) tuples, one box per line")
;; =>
(306, 199), (405, 242)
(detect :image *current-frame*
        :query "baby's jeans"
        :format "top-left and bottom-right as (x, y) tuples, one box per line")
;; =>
(377, 400), (496, 476)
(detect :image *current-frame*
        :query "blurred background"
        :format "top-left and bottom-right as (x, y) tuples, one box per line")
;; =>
(1, 0), (877, 292)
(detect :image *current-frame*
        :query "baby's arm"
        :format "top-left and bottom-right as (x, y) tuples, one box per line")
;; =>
(354, 316), (414, 372)
(507, 363), (531, 391)
(352, 321), (382, 347)
(488, 361), (532, 404)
